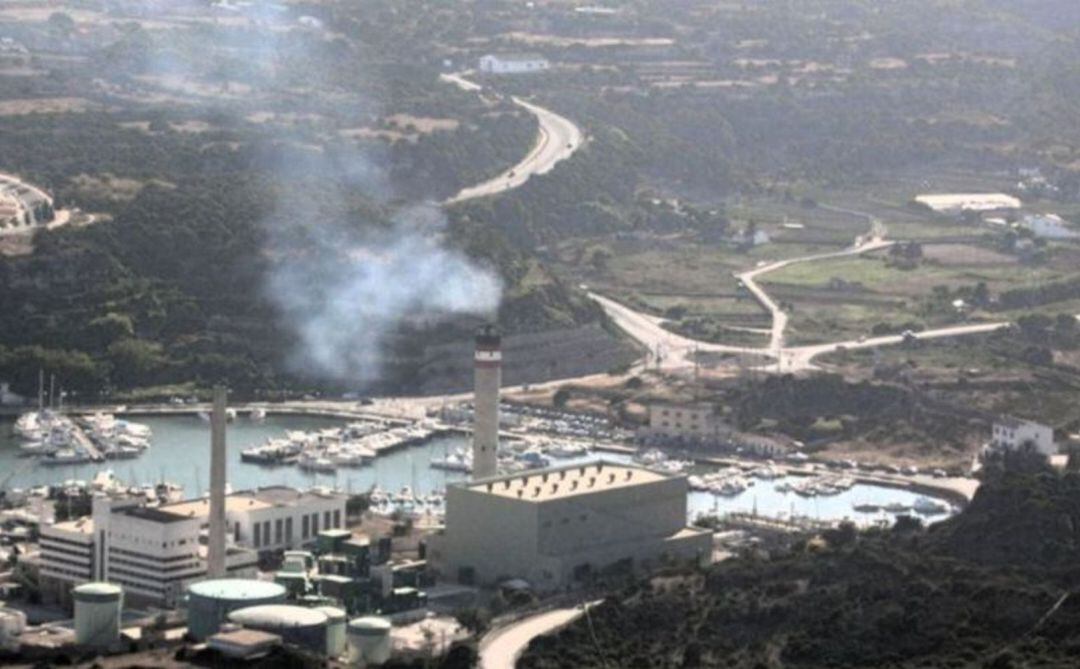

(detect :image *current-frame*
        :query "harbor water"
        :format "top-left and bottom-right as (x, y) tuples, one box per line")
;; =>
(0, 415), (954, 525)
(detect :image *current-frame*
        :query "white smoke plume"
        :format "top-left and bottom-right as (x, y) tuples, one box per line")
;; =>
(91, 1), (503, 385)
(267, 202), (501, 382)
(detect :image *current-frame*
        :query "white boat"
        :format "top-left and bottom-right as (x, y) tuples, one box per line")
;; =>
(546, 442), (590, 458)
(883, 502), (911, 514)
(431, 449), (473, 473)
(912, 496), (949, 515)
(298, 454), (336, 473)
(250, 407), (267, 422)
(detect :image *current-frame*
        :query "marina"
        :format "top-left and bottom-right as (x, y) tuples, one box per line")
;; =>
(1, 413), (956, 527)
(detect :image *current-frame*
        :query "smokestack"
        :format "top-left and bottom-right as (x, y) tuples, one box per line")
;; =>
(207, 386), (228, 578)
(472, 324), (501, 480)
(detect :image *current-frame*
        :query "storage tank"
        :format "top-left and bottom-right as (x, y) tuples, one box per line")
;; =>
(73, 582), (123, 648)
(347, 616), (392, 666)
(229, 605), (329, 653)
(0, 608), (27, 652)
(315, 606), (347, 658)
(186, 579), (288, 641)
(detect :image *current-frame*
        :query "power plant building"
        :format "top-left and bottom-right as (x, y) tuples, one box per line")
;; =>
(428, 461), (711, 590)
(38, 487), (346, 608)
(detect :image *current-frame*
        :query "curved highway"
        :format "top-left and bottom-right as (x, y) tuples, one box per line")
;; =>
(441, 73), (583, 205)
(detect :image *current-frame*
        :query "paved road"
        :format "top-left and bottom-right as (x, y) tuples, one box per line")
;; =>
(480, 603), (596, 669)
(587, 291), (764, 370)
(441, 73), (583, 205)
(590, 232), (1014, 374)
(736, 236), (894, 353)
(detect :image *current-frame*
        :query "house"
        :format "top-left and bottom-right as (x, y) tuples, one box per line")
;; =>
(647, 402), (720, 441)
(478, 53), (550, 74)
(989, 417), (1055, 458)
(1022, 214), (1078, 240)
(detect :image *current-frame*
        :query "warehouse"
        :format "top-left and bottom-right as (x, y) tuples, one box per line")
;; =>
(428, 461), (710, 590)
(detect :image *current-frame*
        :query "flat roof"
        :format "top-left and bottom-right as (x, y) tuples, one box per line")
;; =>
(464, 461), (668, 502)
(120, 506), (193, 524)
(49, 518), (94, 535)
(161, 496), (271, 518)
(914, 193), (1021, 212)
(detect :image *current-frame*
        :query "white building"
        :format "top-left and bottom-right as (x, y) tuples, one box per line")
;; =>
(478, 53), (550, 74)
(990, 417), (1056, 457)
(428, 461), (711, 590)
(38, 487), (346, 607)
(915, 193), (1021, 214)
(1022, 214), (1078, 240)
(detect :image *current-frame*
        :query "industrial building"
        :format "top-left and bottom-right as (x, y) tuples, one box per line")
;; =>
(38, 486), (346, 608)
(428, 461), (711, 590)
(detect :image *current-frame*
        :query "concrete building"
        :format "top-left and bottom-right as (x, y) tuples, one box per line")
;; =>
(478, 53), (550, 74)
(38, 487), (346, 607)
(990, 417), (1056, 458)
(473, 325), (501, 480)
(647, 402), (720, 441)
(428, 461), (710, 590)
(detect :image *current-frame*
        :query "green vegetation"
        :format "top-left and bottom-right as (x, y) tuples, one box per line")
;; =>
(522, 468), (1080, 668)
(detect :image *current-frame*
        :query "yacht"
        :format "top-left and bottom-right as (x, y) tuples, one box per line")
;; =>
(883, 502), (911, 514)
(546, 442), (590, 459)
(912, 496), (949, 515)
(431, 449), (473, 473)
(250, 407), (267, 422)
(297, 453), (336, 473)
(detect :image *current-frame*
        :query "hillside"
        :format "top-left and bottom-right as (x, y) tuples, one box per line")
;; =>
(521, 469), (1080, 668)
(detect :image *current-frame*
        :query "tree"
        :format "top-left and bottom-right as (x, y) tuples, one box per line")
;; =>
(553, 387), (571, 408)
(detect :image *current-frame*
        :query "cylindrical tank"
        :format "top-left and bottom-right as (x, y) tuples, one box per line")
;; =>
(186, 579), (288, 641)
(229, 605), (328, 653)
(315, 606), (347, 658)
(347, 616), (392, 666)
(73, 582), (123, 648)
(0, 608), (27, 652)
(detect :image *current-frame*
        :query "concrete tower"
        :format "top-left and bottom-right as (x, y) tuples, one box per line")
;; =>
(207, 386), (228, 578)
(472, 325), (501, 480)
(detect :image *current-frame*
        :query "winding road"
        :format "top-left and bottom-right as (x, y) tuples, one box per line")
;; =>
(591, 233), (1012, 374)
(436, 73), (1013, 376)
(479, 602), (598, 669)
(441, 72), (583, 205)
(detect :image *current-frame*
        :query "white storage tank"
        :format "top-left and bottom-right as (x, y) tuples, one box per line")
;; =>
(186, 578), (288, 641)
(315, 606), (347, 658)
(229, 604), (329, 653)
(0, 608), (27, 652)
(73, 582), (123, 648)
(347, 616), (392, 666)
